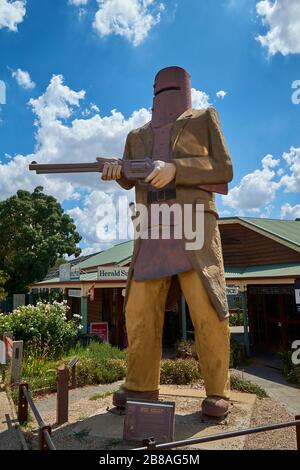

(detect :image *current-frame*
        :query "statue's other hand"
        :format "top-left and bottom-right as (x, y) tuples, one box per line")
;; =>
(145, 161), (176, 189)
(101, 161), (122, 181)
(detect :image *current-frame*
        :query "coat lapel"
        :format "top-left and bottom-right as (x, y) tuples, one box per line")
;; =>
(137, 108), (194, 157)
(170, 108), (193, 151)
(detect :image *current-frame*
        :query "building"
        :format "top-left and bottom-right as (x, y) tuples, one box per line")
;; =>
(30, 217), (300, 352)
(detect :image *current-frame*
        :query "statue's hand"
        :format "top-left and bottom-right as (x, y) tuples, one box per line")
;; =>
(145, 161), (176, 189)
(101, 161), (122, 181)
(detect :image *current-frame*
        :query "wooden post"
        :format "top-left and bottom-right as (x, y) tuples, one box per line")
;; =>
(18, 383), (29, 425)
(11, 340), (23, 385)
(56, 364), (69, 425)
(296, 415), (300, 451)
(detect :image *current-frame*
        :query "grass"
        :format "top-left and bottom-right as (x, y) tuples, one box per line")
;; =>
(8, 340), (267, 400)
(13, 342), (126, 397)
(230, 375), (268, 398)
(89, 391), (113, 401)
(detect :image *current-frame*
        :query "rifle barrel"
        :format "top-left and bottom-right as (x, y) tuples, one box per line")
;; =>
(29, 162), (103, 174)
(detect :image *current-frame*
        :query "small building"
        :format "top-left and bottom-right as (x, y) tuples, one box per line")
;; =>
(30, 217), (300, 352)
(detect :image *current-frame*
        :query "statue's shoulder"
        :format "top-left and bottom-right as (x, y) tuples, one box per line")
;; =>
(128, 121), (151, 139)
(189, 107), (216, 120)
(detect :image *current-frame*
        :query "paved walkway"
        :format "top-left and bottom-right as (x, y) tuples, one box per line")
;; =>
(0, 386), (23, 450)
(35, 380), (123, 417)
(234, 353), (300, 417)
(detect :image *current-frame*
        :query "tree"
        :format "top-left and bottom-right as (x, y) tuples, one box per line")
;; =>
(0, 270), (8, 301)
(0, 187), (82, 295)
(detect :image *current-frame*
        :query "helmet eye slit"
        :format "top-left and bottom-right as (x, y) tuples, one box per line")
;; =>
(155, 86), (181, 96)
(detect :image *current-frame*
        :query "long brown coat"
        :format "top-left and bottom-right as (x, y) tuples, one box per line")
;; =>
(117, 107), (233, 320)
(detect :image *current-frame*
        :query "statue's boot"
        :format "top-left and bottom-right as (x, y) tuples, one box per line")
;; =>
(201, 396), (230, 418)
(113, 387), (159, 409)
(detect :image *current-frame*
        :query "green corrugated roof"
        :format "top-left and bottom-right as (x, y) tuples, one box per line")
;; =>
(36, 271), (99, 285)
(78, 240), (134, 269)
(34, 217), (300, 287)
(225, 263), (300, 278)
(222, 217), (300, 249)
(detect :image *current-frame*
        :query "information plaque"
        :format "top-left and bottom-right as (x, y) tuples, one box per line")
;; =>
(123, 399), (175, 443)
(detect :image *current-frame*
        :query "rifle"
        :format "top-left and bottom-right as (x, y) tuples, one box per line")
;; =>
(29, 157), (228, 194)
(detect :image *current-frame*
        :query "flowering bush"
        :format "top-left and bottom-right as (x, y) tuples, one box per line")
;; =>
(0, 301), (80, 358)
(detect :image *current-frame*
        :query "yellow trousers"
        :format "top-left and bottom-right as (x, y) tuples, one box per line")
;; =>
(125, 270), (230, 399)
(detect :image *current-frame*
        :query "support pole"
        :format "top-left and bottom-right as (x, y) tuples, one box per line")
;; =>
(181, 295), (187, 341)
(80, 296), (88, 334)
(241, 288), (250, 357)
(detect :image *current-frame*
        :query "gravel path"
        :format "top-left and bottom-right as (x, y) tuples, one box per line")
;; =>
(244, 397), (297, 450)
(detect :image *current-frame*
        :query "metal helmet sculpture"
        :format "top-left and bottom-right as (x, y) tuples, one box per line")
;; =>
(151, 66), (192, 127)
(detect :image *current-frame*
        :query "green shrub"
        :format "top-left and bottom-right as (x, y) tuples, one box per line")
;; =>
(229, 309), (244, 327)
(0, 301), (80, 359)
(278, 350), (300, 386)
(160, 359), (201, 385)
(177, 338), (245, 369)
(230, 375), (267, 397)
(230, 339), (246, 368)
(19, 342), (127, 394)
(175, 340), (197, 359)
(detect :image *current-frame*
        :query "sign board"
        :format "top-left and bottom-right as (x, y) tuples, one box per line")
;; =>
(90, 322), (109, 342)
(295, 278), (300, 314)
(59, 263), (80, 282)
(226, 286), (240, 296)
(98, 266), (129, 281)
(69, 289), (82, 298)
(123, 399), (175, 443)
(13, 294), (26, 310)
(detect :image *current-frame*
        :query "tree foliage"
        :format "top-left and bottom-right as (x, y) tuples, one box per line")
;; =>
(0, 187), (81, 294)
(0, 270), (8, 301)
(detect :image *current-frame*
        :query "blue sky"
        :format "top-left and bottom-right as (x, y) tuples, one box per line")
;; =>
(0, 0), (300, 253)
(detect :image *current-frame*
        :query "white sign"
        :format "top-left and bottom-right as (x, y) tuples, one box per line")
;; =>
(59, 263), (80, 281)
(98, 266), (129, 281)
(69, 289), (82, 298)
(226, 286), (240, 296)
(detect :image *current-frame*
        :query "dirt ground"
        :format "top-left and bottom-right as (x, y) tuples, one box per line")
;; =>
(244, 397), (297, 450)
(23, 383), (298, 450)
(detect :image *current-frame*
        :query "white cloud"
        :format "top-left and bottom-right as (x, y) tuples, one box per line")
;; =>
(223, 154), (280, 212)
(0, 0), (26, 32)
(0, 74), (149, 248)
(280, 203), (300, 220)
(256, 0), (300, 56)
(68, 0), (89, 5)
(191, 88), (211, 109)
(0, 75), (214, 250)
(93, 0), (164, 46)
(279, 147), (300, 193)
(12, 68), (36, 89)
(67, 189), (133, 251)
(216, 90), (227, 99)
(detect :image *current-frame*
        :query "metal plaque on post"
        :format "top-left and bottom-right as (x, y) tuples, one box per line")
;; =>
(123, 399), (175, 443)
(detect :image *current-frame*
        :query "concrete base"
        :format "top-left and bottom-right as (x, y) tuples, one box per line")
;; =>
(55, 386), (256, 450)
